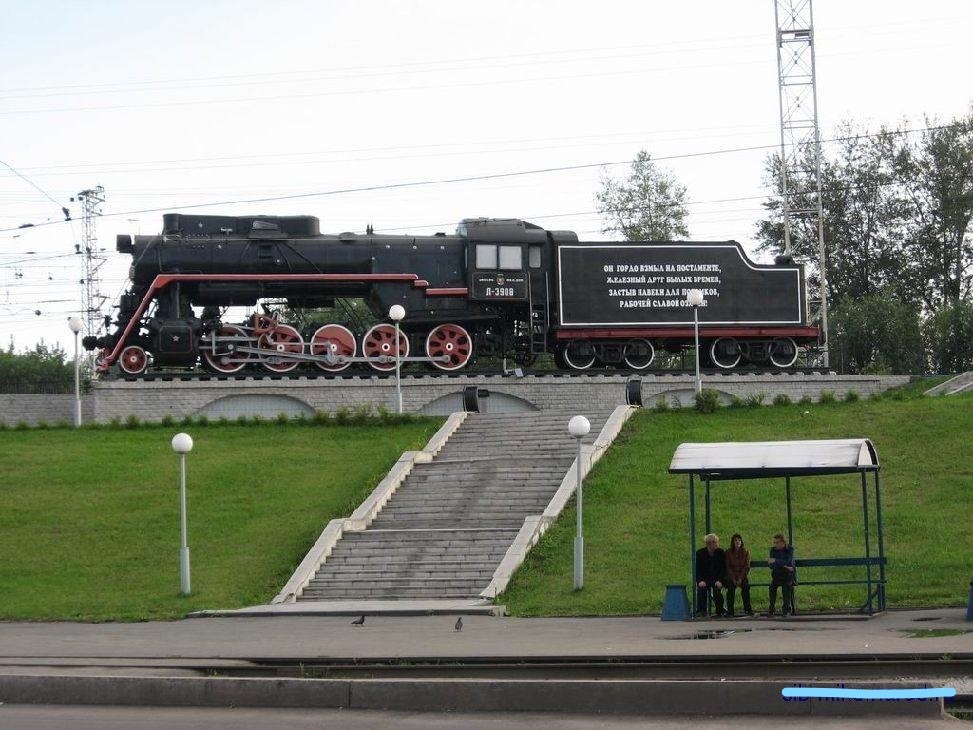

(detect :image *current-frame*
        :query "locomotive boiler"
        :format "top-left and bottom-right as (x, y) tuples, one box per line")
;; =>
(84, 213), (821, 375)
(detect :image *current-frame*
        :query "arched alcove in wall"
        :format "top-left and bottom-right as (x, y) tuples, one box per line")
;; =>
(420, 390), (538, 415)
(198, 393), (315, 419)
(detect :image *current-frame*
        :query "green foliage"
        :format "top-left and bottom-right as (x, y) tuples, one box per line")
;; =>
(693, 388), (720, 414)
(276, 412), (290, 425)
(923, 300), (973, 373)
(236, 414), (249, 426)
(0, 341), (80, 394)
(596, 150), (690, 240)
(0, 419), (442, 620)
(109, 416), (121, 427)
(799, 395), (813, 406)
(728, 394), (744, 409)
(844, 390), (860, 403)
(161, 414), (175, 427)
(652, 398), (671, 413)
(819, 391), (836, 404)
(744, 392), (765, 408)
(830, 293), (924, 374)
(124, 414), (140, 429)
(773, 393), (792, 406)
(501, 393), (973, 615)
(180, 415), (193, 426)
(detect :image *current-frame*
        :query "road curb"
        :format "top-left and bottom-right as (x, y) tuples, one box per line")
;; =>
(0, 675), (944, 717)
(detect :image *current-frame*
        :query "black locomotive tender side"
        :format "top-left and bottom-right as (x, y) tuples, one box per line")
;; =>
(87, 214), (820, 375)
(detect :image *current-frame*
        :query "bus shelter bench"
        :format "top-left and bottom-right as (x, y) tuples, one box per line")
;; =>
(745, 556), (887, 587)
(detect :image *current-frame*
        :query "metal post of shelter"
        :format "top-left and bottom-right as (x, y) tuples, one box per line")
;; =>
(704, 479), (711, 535)
(689, 474), (697, 617)
(785, 476), (794, 547)
(874, 471), (886, 611)
(861, 471), (873, 614)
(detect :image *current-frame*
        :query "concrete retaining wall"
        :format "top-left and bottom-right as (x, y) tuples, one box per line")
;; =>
(0, 373), (912, 426)
(0, 674), (944, 716)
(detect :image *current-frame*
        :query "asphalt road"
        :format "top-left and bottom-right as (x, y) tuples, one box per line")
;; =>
(0, 706), (957, 730)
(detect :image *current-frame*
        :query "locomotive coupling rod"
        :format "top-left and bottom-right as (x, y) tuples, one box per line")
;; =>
(229, 346), (449, 365)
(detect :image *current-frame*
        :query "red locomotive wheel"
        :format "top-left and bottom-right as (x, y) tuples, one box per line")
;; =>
(118, 345), (149, 375)
(362, 324), (409, 372)
(201, 325), (252, 374)
(310, 324), (357, 372)
(258, 324), (304, 373)
(425, 323), (472, 371)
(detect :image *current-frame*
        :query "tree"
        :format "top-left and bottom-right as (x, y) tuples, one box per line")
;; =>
(923, 300), (973, 373)
(596, 150), (689, 240)
(0, 341), (78, 394)
(755, 124), (910, 306)
(893, 111), (973, 311)
(829, 293), (923, 374)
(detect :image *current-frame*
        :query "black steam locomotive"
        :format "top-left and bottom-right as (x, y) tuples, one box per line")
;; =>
(84, 213), (820, 375)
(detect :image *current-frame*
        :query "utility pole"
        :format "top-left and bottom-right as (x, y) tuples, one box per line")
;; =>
(73, 186), (106, 342)
(774, 0), (829, 366)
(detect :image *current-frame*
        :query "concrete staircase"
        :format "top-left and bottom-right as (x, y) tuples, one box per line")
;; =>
(298, 409), (611, 602)
(924, 371), (973, 396)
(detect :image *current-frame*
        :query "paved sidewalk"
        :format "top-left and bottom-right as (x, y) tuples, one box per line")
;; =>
(0, 608), (968, 663)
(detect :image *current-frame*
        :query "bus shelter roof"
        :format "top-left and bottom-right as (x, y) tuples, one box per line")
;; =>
(668, 439), (879, 481)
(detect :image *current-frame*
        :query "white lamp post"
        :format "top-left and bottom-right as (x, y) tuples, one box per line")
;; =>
(568, 415), (591, 590)
(389, 305), (406, 414)
(686, 289), (705, 395)
(67, 317), (83, 427)
(171, 432), (194, 596)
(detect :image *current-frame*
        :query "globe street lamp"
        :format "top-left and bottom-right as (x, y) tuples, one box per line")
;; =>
(568, 415), (591, 590)
(686, 289), (705, 395)
(389, 305), (406, 414)
(171, 432), (194, 596)
(67, 317), (83, 427)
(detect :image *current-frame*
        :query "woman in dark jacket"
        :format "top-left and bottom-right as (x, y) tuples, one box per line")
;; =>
(724, 533), (752, 617)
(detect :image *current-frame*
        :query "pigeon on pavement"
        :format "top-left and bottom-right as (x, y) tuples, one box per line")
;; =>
(455, 617), (463, 632)
(351, 615), (365, 626)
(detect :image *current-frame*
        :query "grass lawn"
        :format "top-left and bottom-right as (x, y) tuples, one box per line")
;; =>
(0, 418), (440, 621)
(501, 384), (973, 616)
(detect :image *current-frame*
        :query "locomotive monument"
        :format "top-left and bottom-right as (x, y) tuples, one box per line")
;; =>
(84, 215), (820, 375)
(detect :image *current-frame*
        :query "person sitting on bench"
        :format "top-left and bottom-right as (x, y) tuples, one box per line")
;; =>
(695, 533), (727, 617)
(767, 533), (796, 616)
(725, 533), (753, 617)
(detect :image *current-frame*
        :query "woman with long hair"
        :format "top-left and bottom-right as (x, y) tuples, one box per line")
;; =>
(725, 533), (753, 617)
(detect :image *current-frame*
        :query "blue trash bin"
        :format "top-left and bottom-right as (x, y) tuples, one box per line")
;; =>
(662, 584), (691, 621)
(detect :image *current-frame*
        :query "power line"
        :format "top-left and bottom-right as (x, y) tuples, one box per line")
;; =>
(0, 159), (70, 221)
(0, 122), (961, 238)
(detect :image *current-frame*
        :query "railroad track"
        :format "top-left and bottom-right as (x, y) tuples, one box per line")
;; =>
(114, 367), (836, 384)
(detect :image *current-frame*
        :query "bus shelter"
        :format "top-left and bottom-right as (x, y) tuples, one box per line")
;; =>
(669, 439), (886, 616)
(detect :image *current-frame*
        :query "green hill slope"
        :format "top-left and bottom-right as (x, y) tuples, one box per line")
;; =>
(501, 389), (972, 616)
(0, 419), (440, 620)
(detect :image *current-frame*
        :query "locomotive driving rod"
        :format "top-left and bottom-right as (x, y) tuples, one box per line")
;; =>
(217, 345), (450, 366)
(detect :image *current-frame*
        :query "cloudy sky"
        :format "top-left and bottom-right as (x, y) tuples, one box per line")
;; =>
(1, 0), (971, 350)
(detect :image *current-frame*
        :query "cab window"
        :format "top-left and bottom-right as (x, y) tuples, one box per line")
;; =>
(498, 245), (522, 270)
(528, 245), (542, 269)
(475, 244), (497, 269)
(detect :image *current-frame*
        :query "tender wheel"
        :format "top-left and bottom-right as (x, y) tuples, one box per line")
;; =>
(562, 339), (596, 370)
(623, 339), (655, 370)
(710, 337), (742, 369)
(426, 323), (473, 371)
(258, 324), (304, 373)
(118, 345), (148, 375)
(769, 336), (799, 368)
(310, 324), (356, 372)
(362, 323), (409, 372)
(201, 325), (252, 374)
